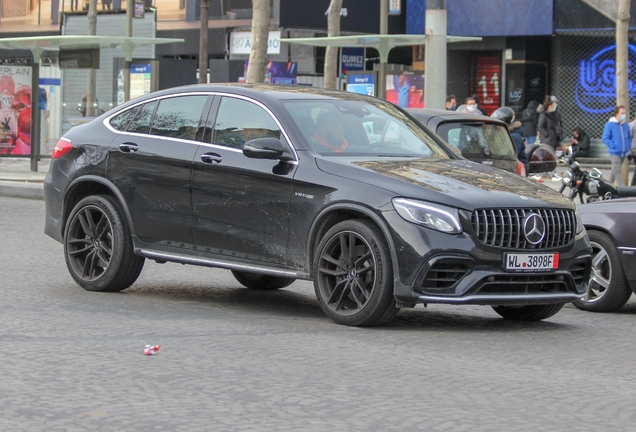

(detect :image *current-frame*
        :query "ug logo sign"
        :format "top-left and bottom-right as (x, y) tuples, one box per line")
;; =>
(576, 44), (636, 114)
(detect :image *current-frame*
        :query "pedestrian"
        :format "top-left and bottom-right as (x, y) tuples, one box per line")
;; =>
(464, 96), (479, 114)
(602, 105), (632, 187)
(521, 100), (539, 145)
(537, 95), (564, 153)
(628, 117), (636, 186)
(472, 94), (488, 115)
(509, 120), (529, 174)
(445, 94), (457, 111)
(70, 0), (78, 10)
(562, 126), (590, 161)
(102, 0), (112, 10)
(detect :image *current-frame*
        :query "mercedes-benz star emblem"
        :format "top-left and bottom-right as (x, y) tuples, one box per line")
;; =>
(523, 213), (546, 245)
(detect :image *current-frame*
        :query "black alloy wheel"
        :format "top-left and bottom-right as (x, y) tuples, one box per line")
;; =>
(573, 230), (632, 312)
(64, 195), (144, 292)
(314, 220), (398, 326)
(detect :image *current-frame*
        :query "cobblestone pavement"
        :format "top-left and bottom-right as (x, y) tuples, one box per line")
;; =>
(1, 196), (636, 431)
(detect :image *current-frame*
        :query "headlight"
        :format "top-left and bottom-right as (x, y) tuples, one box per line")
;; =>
(575, 208), (583, 234)
(562, 171), (572, 185)
(392, 198), (462, 234)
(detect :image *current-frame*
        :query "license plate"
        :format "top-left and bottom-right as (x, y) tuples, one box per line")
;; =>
(505, 253), (559, 271)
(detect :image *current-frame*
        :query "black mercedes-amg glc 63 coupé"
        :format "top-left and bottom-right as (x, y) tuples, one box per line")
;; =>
(44, 84), (592, 326)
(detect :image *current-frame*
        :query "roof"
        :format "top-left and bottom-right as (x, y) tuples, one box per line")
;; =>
(406, 108), (505, 126)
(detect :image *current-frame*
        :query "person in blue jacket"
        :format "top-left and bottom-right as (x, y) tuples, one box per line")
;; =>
(603, 105), (632, 187)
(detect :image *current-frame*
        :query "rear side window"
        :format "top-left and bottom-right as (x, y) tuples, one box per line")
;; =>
(438, 122), (516, 159)
(150, 96), (207, 141)
(211, 97), (281, 149)
(127, 101), (157, 134)
(109, 105), (141, 131)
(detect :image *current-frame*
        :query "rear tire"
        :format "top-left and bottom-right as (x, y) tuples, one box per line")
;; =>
(231, 271), (295, 290)
(492, 303), (564, 321)
(313, 220), (399, 326)
(64, 195), (144, 292)
(573, 230), (632, 312)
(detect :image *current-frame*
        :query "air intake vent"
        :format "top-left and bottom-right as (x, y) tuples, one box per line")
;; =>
(475, 274), (575, 295)
(420, 262), (470, 291)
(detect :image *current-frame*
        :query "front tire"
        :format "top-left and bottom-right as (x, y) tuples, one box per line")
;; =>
(573, 230), (632, 312)
(64, 195), (144, 292)
(492, 303), (564, 321)
(231, 271), (295, 290)
(313, 220), (399, 326)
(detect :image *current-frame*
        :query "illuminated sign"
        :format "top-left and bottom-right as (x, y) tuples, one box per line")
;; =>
(347, 73), (376, 96)
(576, 44), (636, 114)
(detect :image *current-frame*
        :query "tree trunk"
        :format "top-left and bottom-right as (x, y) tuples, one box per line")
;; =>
(86, 0), (98, 117)
(324, 0), (342, 89)
(616, 0), (630, 119)
(199, 0), (209, 84)
(246, 0), (271, 83)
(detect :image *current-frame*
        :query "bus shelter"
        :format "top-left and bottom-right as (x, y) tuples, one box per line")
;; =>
(0, 36), (183, 171)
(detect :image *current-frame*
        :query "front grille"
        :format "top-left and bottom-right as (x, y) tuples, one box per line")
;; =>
(471, 208), (576, 249)
(475, 274), (575, 295)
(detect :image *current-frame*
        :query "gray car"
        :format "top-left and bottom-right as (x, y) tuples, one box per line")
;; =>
(576, 198), (636, 312)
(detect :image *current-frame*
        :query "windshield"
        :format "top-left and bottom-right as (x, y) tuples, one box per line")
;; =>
(436, 122), (516, 160)
(283, 99), (449, 158)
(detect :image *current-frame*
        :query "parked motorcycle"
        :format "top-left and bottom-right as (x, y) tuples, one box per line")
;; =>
(559, 148), (636, 203)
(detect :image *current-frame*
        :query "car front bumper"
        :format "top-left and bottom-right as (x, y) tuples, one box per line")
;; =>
(383, 211), (592, 307)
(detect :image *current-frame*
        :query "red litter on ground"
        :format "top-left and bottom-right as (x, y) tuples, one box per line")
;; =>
(144, 345), (161, 355)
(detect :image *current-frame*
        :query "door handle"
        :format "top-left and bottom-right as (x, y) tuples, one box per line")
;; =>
(119, 142), (139, 153)
(201, 153), (223, 164)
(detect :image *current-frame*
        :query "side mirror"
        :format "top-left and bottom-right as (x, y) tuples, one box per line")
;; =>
(243, 138), (292, 161)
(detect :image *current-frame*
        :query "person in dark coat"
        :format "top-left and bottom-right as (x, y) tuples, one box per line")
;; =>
(563, 126), (590, 161)
(537, 96), (563, 152)
(509, 120), (529, 174)
(521, 100), (539, 145)
(472, 94), (488, 116)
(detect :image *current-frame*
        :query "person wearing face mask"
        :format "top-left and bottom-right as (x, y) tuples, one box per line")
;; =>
(464, 96), (480, 114)
(445, 94), (457, 111)
(537, 96), (563, 153)
(602, 105), (632, 187)
(472, 94), (488, 115)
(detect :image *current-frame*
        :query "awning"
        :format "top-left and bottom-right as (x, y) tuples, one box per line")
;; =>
(0, 35), (184, 62)
(284, 34), (482, 63)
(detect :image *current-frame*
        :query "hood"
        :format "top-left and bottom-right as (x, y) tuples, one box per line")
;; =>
(609, 116), (619, 123)
(527, 100), (538, 111)
(316, 157), (573, 211)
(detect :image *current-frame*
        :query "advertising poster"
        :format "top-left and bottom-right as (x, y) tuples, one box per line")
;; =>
(341, 47), (365, 75)
(385, 73), (424, 108)
(242, 61), (297, 84)
(0, 65), (32, 156)
(346, 73), (375, 96)
(130, 63), (152, 100)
